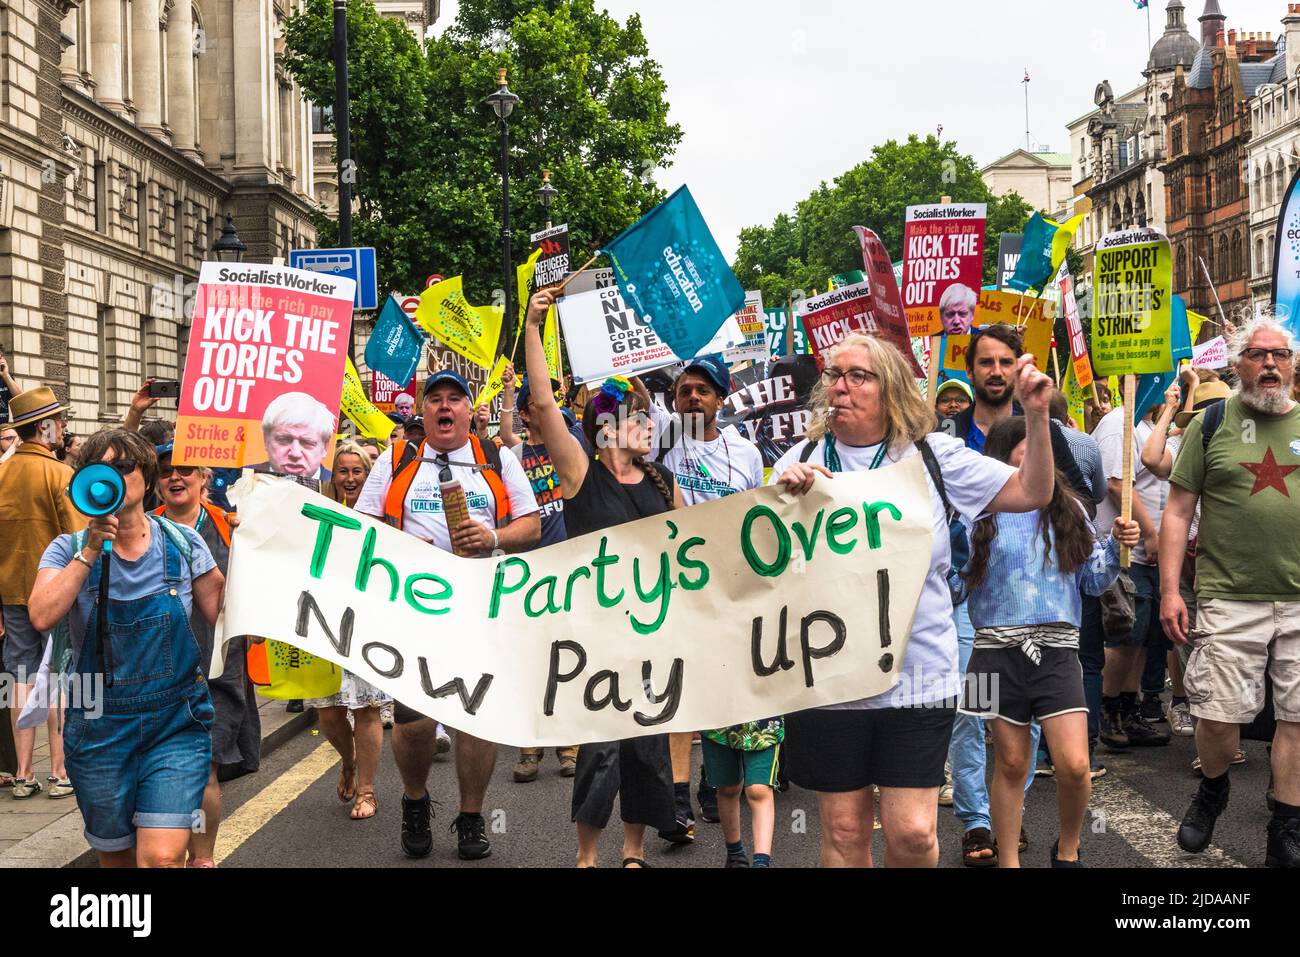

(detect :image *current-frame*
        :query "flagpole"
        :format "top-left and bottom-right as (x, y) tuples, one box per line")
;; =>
(1024, 69), (1031, 151)
(553, 250), (603, 295)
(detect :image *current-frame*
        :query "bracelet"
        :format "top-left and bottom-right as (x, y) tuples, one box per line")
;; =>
(72, 550), (94, 570)
(491, 529), (500, 551)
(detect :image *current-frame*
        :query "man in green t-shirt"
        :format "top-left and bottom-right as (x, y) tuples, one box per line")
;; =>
(1159, 319), (1300, 868)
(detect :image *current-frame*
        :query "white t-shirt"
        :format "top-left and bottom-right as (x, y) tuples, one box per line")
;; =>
(649, 403), (765, 504)
(1092, 407), (1169, 565)
(355, 440), (539, 553)
(770, 433), (1016, 710)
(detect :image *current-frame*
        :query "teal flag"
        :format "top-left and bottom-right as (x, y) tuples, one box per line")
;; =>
(364, 293), (424, 389)
(1171, 294), (1193, 364)
(1133, 294), (1193, 414)
(603, 186), (745, 361)
(1008, 214), (1055, 293)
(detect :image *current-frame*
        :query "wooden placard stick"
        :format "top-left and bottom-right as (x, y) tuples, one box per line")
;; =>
(1120, 374), (1136, 568)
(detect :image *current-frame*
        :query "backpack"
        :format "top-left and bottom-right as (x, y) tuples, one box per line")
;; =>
(382, 436), (511, 531)
(1199, 398), (1227, 452)
(800, 437), (968, 604)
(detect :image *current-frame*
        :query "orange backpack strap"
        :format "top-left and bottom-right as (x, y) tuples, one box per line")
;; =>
(470, 435), (511, 527)
(383, 440), (422, 530)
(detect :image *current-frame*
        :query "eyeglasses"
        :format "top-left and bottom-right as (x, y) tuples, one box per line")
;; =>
(106, 458), (138, 476)
(1239, 348), (1295, 364)
(821, 368), (877, 389)
(158, 464), (197, 479)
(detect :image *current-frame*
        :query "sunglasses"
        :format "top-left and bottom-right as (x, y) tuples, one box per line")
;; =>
(158, 464), (197, 479)
(106, 458), (139, 476)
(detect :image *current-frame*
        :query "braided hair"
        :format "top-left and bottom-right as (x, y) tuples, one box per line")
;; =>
(582, 388), (675, 511)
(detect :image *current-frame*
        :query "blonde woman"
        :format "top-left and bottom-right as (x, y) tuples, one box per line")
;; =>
(309, 442), (393, 819)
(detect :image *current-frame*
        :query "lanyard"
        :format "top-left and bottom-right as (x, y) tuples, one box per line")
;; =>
(824, 434), (888, 474)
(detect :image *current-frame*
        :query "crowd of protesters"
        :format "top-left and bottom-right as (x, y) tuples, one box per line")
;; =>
(0, 302), (1296, 871)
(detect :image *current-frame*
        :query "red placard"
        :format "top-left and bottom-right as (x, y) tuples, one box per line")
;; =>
(855, 226), (925, 376)
(901, 203), (987, 338)
(1059, 273), (1093, 390)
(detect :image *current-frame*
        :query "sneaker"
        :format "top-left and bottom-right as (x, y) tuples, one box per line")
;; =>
(434, 724), (452, 757)
(1089, 755), (1108, 780)
(286, 699), (304, 714)
(1141, 693), (1165, 722)
(1100, 706), (1129, 750)
(380, 704), (394, 729)
(1177, 778), (1230, 853)
(47, 777), (74, 799)
(1123, 708), (1170, 747)
(938, 782), (954, 807)
(697, 764), (720, 823)
(725, 854), (750, 868)
(451, 812), (491, 860)
(512, 754), (541, 783)
(657, 816), (696, 845)
(558, 753), (577, 778)
(11, 778), (41, 799)
(1265, 817), (1300, 868)
(1166, 700), (1195, 737)
(400, 793), (434, 858)
(1034, 751), (1055, 777)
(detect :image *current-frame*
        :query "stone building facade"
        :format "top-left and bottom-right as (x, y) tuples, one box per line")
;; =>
(0, 0), (318, 432)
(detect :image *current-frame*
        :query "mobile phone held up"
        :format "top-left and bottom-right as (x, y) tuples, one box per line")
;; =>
(147, 380), (182, 400)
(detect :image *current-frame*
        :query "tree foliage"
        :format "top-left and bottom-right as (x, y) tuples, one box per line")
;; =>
(732, 135), (1034, 305)
(285, 0), (682, 304)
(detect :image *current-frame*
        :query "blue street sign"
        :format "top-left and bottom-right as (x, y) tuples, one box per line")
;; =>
(288, 247), (378, 310)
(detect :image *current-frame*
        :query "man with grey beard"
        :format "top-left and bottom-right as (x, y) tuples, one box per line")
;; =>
(1160, 317), (1300, 867)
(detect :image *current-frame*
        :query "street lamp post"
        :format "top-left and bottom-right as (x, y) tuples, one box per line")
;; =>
(213, 214), (246, 263)
(333, 0), (352, 249)
(536, 169), (558, 230)
(484, 68), (520, 355)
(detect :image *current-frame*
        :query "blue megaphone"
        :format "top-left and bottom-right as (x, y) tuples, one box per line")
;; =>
(68, 463), (126, 553)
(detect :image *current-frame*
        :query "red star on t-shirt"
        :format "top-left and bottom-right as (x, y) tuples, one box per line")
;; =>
(1239, 447), (1300, 497)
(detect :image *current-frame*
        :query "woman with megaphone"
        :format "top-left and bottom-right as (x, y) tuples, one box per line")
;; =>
(28, 429), (225, 868)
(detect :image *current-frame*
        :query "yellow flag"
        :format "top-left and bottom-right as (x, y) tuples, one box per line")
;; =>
(474, 355), (512, 411)
(1050, 214), (1085, 276)
(1188, 309), (1209, 347)
(517, 247), (543, 328)
(1063, 361), (1088, 432)
(341, 357), (399, 440)
(542, 306), (562, 380)
(415, 276), (503, 369)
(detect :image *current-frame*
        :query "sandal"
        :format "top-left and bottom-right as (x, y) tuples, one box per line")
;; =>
(337, 762), (357, 803)
(962, 827), (997, 867)
(351, 789), (377, 820)
(622, 857), (651, 868)
(0, 773), (14, 788)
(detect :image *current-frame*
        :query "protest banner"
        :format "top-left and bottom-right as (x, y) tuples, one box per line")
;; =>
(1059, 272), (1093, 392)
(173, 262), (355, 472)
(941, 333), (972, 372)
(370, 369), (418, 416)
(901, 202), (987, 338)
(854, 226), (926, 376)
(798, 283), (875, 369)
(1063, 362), (1088, 431)
(529, 224), (571, 290)
(972, 288), (1055, 369)
(1271, 164), (1300, 342)
(219, 457), (934, 745)
(723, 291), (769, 365)
(720, 355), (820, 467)
(1192, 336), (1229, 369)
(764, 306), (807, 357)
(415, 276), (504, 370)
(1090, 227), (1173, 376)
(997, 234), (1023, 290)
(604, 185), (746, 362)
(556, 269), (745, 383)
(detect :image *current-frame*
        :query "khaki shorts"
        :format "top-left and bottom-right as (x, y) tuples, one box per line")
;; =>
(1184, 599), (1300, 724)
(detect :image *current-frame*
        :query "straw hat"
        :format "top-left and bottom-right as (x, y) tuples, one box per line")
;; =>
(1174, 381), (1233, 429)
(6, 386), (70, 429)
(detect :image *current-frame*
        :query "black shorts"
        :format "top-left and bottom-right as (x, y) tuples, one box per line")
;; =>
(393, 700), (432, 726)
(960, 645), (1088, 725)
(783, 705), (955, 791)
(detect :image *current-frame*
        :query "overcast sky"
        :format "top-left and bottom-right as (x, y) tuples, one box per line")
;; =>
(436, 0), (1290, 258)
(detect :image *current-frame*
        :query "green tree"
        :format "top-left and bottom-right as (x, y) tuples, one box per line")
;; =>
(285, 0), (682, 304)
(732, 134), (1033, 303)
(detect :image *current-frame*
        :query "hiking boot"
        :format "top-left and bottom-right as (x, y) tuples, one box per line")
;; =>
(558, 753), (577, 778)
(1141, 693), (1165, 722)
(452, 812), (491, 860)
(1100, 704), (1130, 750)
(1123, 707), (1170, 747)
(400, 793), (433, 858)
(1166, 700), (1195, 737)
(1265, 817), (1300, 868)
(1177, 778), (1229, 853)
(697, 764), (720, 823)
(512, 754), (541, 783)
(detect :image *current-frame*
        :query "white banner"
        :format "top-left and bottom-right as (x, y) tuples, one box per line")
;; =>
(723, 291), (768, 365)
(1192, 335), (1228, 369)
(557, 268), (745, 383)
(219, 460), (935, 746)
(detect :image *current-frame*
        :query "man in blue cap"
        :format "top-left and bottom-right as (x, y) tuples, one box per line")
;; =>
(495, 364), (589, 783)
(642, 354), (765, 837)
(355, 368), (540, 861)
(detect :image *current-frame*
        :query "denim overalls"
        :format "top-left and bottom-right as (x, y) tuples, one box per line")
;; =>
(61, 517), (214, 852)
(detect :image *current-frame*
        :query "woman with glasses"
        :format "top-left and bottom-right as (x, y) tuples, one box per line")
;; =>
(522, 287), (684, 868)
(28, 429), (224, 867)
(767, 333), (1056, 868)
(151, 443), (260, 865)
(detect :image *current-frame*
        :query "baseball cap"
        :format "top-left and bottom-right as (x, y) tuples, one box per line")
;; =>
(516, 375), (562, 412)
(155, 442), (175, 458)
(935, 379), (973, 402)
(423, 370), (472, 399)
(677, 354), (730, 397)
